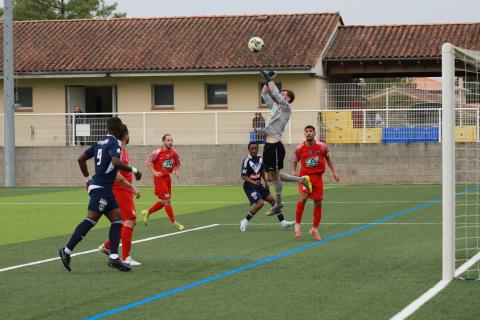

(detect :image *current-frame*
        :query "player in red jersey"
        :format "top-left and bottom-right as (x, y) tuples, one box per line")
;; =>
(142, 134), (184, 230)
(98, 124), (142, 266)
(292, 125), (339, 240)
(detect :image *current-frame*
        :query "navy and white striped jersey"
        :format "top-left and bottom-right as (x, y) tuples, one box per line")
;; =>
(241, 155), (264, 184)
(85, 134), (121, 190)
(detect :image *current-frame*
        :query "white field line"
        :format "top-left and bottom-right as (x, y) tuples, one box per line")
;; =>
(391, 252), (480, 320)
(220, 222), (442, 226)
(0, 200), (439, 205)
(454, 252), (480, 278)
(390, 280), (450, 320)
(0, 224), (219, 273)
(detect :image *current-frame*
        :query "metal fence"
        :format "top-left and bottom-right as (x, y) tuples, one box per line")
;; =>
(0, 108), (479, 146)
(0, 80), (478, 146)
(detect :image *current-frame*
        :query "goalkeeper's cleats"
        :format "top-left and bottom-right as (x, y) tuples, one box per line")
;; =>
(240, 218), (249, 232)
(123, 256), (141, 266)
(58, 248), (71, 272)
(281, 220), (295, 229)
(108, 258), (132, 272)
(98, 244), (110, 256)
(308, 228), (322, 241)
(294, 228), (302, 238)
(174, 221), (185, 231)
(266, 203), (284, 216)
(142, 210), (149, 226)
(302, 176), (313, 193)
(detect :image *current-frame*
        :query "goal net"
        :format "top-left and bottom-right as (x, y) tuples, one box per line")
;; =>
(442, 43), (480, 281)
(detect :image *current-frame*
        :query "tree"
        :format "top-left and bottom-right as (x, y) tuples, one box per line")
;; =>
(0, 0), (126, 20)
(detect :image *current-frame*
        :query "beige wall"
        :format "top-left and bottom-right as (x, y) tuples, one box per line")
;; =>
(0, 74), (327, 146)
(0, 74), (325, 113)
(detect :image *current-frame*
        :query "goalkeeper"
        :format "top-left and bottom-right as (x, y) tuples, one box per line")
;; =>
(260, 69), (312, 215)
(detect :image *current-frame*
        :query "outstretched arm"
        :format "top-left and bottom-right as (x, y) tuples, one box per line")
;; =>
(261, 84), (275, 107)
(268, 82), (289, 110)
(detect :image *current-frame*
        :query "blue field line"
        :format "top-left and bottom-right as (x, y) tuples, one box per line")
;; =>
(85, 187), (477, 320)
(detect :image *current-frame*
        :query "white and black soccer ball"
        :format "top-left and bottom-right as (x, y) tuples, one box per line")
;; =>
(248, 36), (265, 53)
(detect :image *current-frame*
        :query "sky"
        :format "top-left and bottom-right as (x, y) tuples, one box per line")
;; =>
(114, 0), (479, 25)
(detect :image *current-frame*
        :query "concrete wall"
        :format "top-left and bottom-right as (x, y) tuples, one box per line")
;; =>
(0, 143), (454, 187)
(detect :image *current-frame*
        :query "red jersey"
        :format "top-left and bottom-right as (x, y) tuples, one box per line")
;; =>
(113, 148), (133, 193)
(147, 147), (181, 176)
(293, 140), (329, 176)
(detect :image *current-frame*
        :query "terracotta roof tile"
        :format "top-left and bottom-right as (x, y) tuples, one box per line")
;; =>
(0, 13), (342, 73)
(325, 23), (480, 60)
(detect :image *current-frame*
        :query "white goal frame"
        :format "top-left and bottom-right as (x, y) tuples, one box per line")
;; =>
(442, 42), (480, 282)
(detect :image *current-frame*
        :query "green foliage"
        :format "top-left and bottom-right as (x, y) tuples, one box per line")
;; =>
(1, 0), (126, 20)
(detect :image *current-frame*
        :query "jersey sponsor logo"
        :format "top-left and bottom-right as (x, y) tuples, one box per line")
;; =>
(306, 156), (319, 167)
(162, 160), (173, 168)
(250, 191), (258, 200)
(99, 198), (108, 211)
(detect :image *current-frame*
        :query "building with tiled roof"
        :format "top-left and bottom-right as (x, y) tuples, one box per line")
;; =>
(0, 13), (479, 147)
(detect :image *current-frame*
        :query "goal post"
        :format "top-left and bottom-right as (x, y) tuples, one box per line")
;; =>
(442, 43), (480, 281)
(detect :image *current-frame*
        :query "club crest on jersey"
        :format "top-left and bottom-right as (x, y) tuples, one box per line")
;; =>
(99, 198), (108, 211)
(162, 160), (173, 168)
(306, 156), (319, 167)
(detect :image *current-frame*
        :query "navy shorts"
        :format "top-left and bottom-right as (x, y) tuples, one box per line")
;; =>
(243, 183), (271, 205)
(87, 188), (119, 214)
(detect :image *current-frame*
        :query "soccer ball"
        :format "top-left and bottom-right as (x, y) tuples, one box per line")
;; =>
(248, 37), (265, 53)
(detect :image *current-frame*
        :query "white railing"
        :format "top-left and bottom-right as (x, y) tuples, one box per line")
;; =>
(0, 108), (478, 146)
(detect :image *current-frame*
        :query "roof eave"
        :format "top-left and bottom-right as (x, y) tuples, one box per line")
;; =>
(324, 57), (441, 62)
(8, 67), (313, 79)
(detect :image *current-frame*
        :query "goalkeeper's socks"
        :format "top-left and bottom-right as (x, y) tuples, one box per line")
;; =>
(245, 212), (254, 221)
(65, 218), (96, 252)
(273, 181), (283, 205)
(148, 201), (164, 214)
(108, 220), (122, 255)
(313, 206), (322, 228)
(279, 172), (303, 183)
(295, 201), (305, 224)
(165, 206), (175, 223)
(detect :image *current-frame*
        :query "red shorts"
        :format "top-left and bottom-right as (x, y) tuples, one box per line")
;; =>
(298, 174), (324, 201)
(113, 189), (136, 221)
(154, 175), (172, 200)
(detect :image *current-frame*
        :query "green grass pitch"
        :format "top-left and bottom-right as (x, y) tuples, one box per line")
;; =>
(0, 185), (478, 319)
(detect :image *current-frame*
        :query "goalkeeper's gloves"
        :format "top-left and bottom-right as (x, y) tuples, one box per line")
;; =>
(260, 69), (273, 82)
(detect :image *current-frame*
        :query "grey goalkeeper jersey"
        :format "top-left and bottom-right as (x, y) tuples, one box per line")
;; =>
(261, 85), (292, 141)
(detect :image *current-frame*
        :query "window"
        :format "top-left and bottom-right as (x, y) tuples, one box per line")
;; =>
(259, 82), (282, 106)
(206, 84), (228, 107)
(14, 87), (33, 109)
(153, 85), (174, 107)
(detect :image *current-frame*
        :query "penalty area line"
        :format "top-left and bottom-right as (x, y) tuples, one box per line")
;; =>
(0, 224), (219, 273)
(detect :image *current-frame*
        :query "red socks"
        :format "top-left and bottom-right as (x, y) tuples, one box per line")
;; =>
(148, 201), (164, 214)
(313, 205), (322, 228)
(148, 201), (175, 224)
(295, 201), (305, 224)
(165, 206), (175, 223)
(121, 225), (133, 261)
(103, 225), (134, 260)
